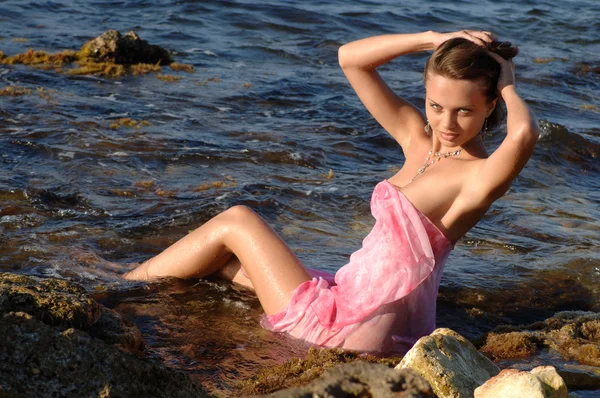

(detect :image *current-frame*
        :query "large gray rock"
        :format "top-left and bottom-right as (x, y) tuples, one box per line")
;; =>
(474, 366), (568, 398)
(79, 30), (172, 65)
(0, 312), (208, 397)
(397, 328), (500, 398)
(258, 362), (435, 397)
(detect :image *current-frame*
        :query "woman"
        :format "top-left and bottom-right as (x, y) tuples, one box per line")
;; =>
(124, 30), (539, 353)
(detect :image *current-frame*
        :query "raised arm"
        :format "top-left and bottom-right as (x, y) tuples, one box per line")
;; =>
(470, 52), (539, 202)
(338, 30), (497, 151)
(338, 32), (439, 149)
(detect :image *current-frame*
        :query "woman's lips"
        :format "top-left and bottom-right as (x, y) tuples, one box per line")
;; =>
(439, 131), (459, 141)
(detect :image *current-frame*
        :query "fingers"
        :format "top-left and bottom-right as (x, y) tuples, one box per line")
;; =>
(460, 29), (496, 47)
(486, 49), (507, 64)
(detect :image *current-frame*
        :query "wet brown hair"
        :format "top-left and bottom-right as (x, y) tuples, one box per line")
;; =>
(424, 38), (518, 130)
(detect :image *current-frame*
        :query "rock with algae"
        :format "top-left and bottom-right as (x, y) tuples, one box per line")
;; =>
(0, 311), (208, 398)
(1, 30), (192, 77)
(480, 311), (600, 367)
(238, 347), (403, 396)
(255, 362), (435, 397)
(0, 272), (143, 354)
(397, 328), (500, 398)
(79, 30), (171, 65)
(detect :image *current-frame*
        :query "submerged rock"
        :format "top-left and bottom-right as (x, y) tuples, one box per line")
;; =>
(480, 311), (600, 367)
(397, 328), (500, 398)
(79, 30), (172, 65)
(257, 362), (435, 398)
(0, 312), (207, 398)
(555, 364), (600, 390)
(474, 366), (567, 398)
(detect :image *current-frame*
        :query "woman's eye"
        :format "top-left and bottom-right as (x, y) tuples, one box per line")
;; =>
(458, 108), (471, 114)
(430, 103), (441, 109)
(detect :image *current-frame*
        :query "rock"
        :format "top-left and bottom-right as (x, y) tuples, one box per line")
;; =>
(474, 366), (567, 398)
(0, 312), (207, 398)
(397, 328), (500, 398)
(0, 272), (144, 353)
(256, 362), (435, 397)
(88, 306), (145, 354)
(531, 366), (569, 397)
(0, 272), (101, 329)
(480, 331), (541, 360)
(239, 347), (405, 396)
(555, 363), (600, 390)
(480, 311), (600, 367)
(79, 30), (172, 65)
(572, 62), (600, 76)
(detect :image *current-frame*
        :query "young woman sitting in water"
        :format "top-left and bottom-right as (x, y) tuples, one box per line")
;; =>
(124, 30), (539, 354)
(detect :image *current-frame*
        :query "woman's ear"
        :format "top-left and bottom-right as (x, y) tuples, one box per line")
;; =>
(487, 98), (498, 117)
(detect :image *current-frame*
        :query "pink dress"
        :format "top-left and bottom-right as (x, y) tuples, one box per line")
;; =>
(261, 179), (453, 354)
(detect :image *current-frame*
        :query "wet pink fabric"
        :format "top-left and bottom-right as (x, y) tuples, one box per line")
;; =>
(261, 180), (453, 354)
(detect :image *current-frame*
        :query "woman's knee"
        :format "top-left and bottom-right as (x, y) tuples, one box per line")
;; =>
(221, 205), (262, 224)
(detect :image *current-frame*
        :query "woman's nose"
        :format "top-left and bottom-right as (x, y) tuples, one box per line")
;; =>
(441, 112), (457, 129)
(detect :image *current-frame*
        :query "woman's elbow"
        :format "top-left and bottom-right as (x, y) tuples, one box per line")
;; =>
(511, 121), (540, 147)
(338, 44), (351, 70)
(338, 44), (352, 69)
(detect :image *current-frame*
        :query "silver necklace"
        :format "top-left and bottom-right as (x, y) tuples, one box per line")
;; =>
(409, 148), (462, 183)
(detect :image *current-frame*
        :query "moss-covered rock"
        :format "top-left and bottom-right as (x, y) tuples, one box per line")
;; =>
(480, 331), (541, 360)
(255, 362), (435, 397)
(0, 272), (144, 354)
(0, 312), (207, 398)
(480, 311), (600, 367)
(79, 30), (171, 65)
(0, 30), (192, 77)
(0, 272), (101, 330)
(238, 347), (403, 396)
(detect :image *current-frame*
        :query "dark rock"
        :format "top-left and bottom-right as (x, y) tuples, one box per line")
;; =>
(0, 272), (101, 330)
(255, 362), (435, 397)
(0, 272), (144, 353)
(88, 306), (145, 355)
(0, 312), (208, 398)
(555, 364), (600, 391)
(79, 30), (172, 65)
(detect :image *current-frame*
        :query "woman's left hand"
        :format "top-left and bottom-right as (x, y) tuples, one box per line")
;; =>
(432, 30), (495, 49)
(487, 51), (516, 96)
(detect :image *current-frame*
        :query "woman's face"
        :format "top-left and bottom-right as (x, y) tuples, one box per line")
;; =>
(425, 73), (496, 148)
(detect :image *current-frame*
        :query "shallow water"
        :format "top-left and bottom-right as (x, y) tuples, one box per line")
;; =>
(1, 0), (599, 395)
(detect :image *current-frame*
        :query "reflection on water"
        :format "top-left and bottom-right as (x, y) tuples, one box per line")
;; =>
(0, 0), (599, 394)
(93, 278), (312, 395)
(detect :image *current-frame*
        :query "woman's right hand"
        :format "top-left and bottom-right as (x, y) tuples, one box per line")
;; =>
(487, 51), (517, 96)
(432, 30), (495, 49)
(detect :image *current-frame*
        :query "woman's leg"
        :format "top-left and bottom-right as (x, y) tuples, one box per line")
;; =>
(215, 255), (254, 289)
(123, 205), (312, 315)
